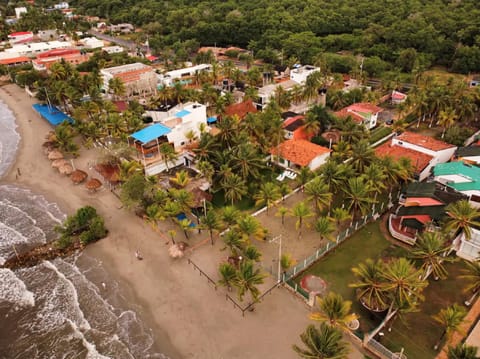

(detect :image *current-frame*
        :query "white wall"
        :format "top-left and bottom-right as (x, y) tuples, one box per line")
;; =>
(456, 229), (480, 261)
(308, 152), (331, 171)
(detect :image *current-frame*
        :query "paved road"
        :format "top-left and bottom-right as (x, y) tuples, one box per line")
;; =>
(87, 29), (148, 52)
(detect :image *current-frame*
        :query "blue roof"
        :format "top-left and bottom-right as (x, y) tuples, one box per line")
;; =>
(207, 116), (217, 124)
(175, 109), (191, 118)
(32, 104), (73, 126)
(130, 123), (171, 143)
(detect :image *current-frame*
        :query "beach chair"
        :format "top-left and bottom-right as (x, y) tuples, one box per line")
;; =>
(276, 172), (285, 181)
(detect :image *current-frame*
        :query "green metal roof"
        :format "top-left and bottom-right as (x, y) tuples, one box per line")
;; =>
(456, 147), (480, 158)
(434, 162), (480, 192)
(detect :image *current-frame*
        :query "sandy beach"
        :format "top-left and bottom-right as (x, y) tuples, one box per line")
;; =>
(0, 83), (364, 359)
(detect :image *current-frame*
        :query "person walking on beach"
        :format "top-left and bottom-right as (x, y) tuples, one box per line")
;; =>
(135, 250), (143, 260)
(17, 168), (21, 176)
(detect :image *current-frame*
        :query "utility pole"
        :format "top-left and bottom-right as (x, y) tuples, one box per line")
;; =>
(269, 235), (283, 282)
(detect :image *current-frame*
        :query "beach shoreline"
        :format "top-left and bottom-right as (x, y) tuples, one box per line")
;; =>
(0, 83), (364, 359)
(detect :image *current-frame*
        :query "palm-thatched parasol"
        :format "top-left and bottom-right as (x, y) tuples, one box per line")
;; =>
(48, 150), (64, 160)
(58, 164), (73, 175)
(85, 178), (102, 192)
(51, 159), (68, 168)
(71, 169), (88, 184)
(168, 242), (189, 259)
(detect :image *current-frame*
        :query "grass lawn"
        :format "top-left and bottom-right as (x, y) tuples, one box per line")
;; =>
(381, 261), (471, 359)
(292, 220), (472, 359)
(293, 222), (409, 333)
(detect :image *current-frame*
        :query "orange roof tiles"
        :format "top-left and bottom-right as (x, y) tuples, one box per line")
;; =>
(224, 100), (257, 120)
(114, 68), (153, 83)
(404, 197), (444, 207)
(0, 56), (31, 65)
(335, 103), (383, 124)
(375, 142), (433, 172)
(395, 132), (455, 151)
(271, 139), (331, 167)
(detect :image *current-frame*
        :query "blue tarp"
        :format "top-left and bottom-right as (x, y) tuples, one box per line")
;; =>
(175, 109), (191, 118)
(32, 104), (73, 126)
(207, 116), (217, 124)
(130, 123), (171, 144)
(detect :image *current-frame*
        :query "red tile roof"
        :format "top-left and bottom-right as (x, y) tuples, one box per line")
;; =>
(395, 132), (456, 151)
(335, 102), (383, 124)
(401, 214), (432, 224)
(9, 31), (33, 37)
(0, 56), (31, 65)
(375, 142), (433, 172)
(392, 90), (407, 100)
(224, 100), (257, 120)
(271, 139), (331, 167)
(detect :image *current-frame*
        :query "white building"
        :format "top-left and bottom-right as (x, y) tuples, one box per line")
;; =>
(15, 7), (27, 19)
(454, 227), (480, 261)
(130, 102), (208, 175)
(8, 32), (34, 45)
(254, 79), (298, 111)
(159, 64), (212, 87)
(101, 62), (157, 98)
(79, 37), (104, 49)
(54, 2), (69, 9)
(290, 64), (320, 84)
(4, 41), (72, 57)
(392, 132), (457, 174)
(102, 46), (124, 54)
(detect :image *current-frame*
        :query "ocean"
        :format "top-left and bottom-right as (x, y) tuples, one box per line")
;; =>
(0, 100), (166, 358)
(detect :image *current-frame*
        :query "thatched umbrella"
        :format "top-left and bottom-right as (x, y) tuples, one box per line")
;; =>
(85, 178), (102, 192)
(58, 164), (73, 175)
(168, 242), (189, 259)
(51, 159), (68, 168)
(71, 169), (88, 184)
(48, 150), (64, 160)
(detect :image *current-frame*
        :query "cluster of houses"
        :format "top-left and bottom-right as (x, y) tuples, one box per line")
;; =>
(378, 130), (480, 261)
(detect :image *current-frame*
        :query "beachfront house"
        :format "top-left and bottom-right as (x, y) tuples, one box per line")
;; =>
(434, 161), (480, 207)
(101, 62), (158, 99)
(388, 182), (466, 245)
(289, 65), (320, 84)
(158, 64), (212, 87)
(270, 139), (331, 171)
(131, 102), (208, 175)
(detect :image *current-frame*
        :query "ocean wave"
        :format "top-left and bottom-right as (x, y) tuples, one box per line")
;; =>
(0, 268), (35, 309)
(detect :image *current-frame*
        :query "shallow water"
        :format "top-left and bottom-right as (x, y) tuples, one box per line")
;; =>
(0, 100), (166, 358)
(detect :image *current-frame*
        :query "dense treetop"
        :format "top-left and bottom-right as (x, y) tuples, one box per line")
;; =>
(57, 0), (480, 72)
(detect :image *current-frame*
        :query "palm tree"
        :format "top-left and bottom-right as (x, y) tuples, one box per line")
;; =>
(292, 323), (349, 359)
(433, 304), (467, 350)
(254, 182), (281, 214)
(444, 200), (480, 240)
(381, 257), (428, 316)
(176, 218), (193, 239)
(169, 188), (194, 214)
(350, 139), (375, 173)
(304, 177), (332, 214)
(310, 292), (358, 332)
(222, 229), (244, 255)
(162, 200), (182, 224)
(410, 231), (453, 280)
(291, 201), (314, 239)
(320, 160), (348, 193)
(221, 173), (247, 205)
(221, 206), (240, 229)
(281, 253), (294, 274)
(201, 210), (222, 245)
(460, 261), (480, 306)
(331, 141), (352, 163)
(303, 111), (321, 137)
(159, 143), (178, 171)
(350, 259), (389, 312)
(362, 163), (387, 198)
(236, 215), (264, 243)
(331, 207), (352, 227)
(232, 260), (265, 302)
(108, 77), (126, 100)
(296, 167), (313, 192)
(343, 177), (375, 218)
(438, 107), (458, 138)
(170, 170), (191, 188)
(276, 206), (289, 226)
(447, 343), (478, 359)
(230, 143), (266, 180)
(243, 245), (262, 262)
(167, 229), (176, 245)
(218, 262), (237, 291)
(314, 217), (336, 242)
